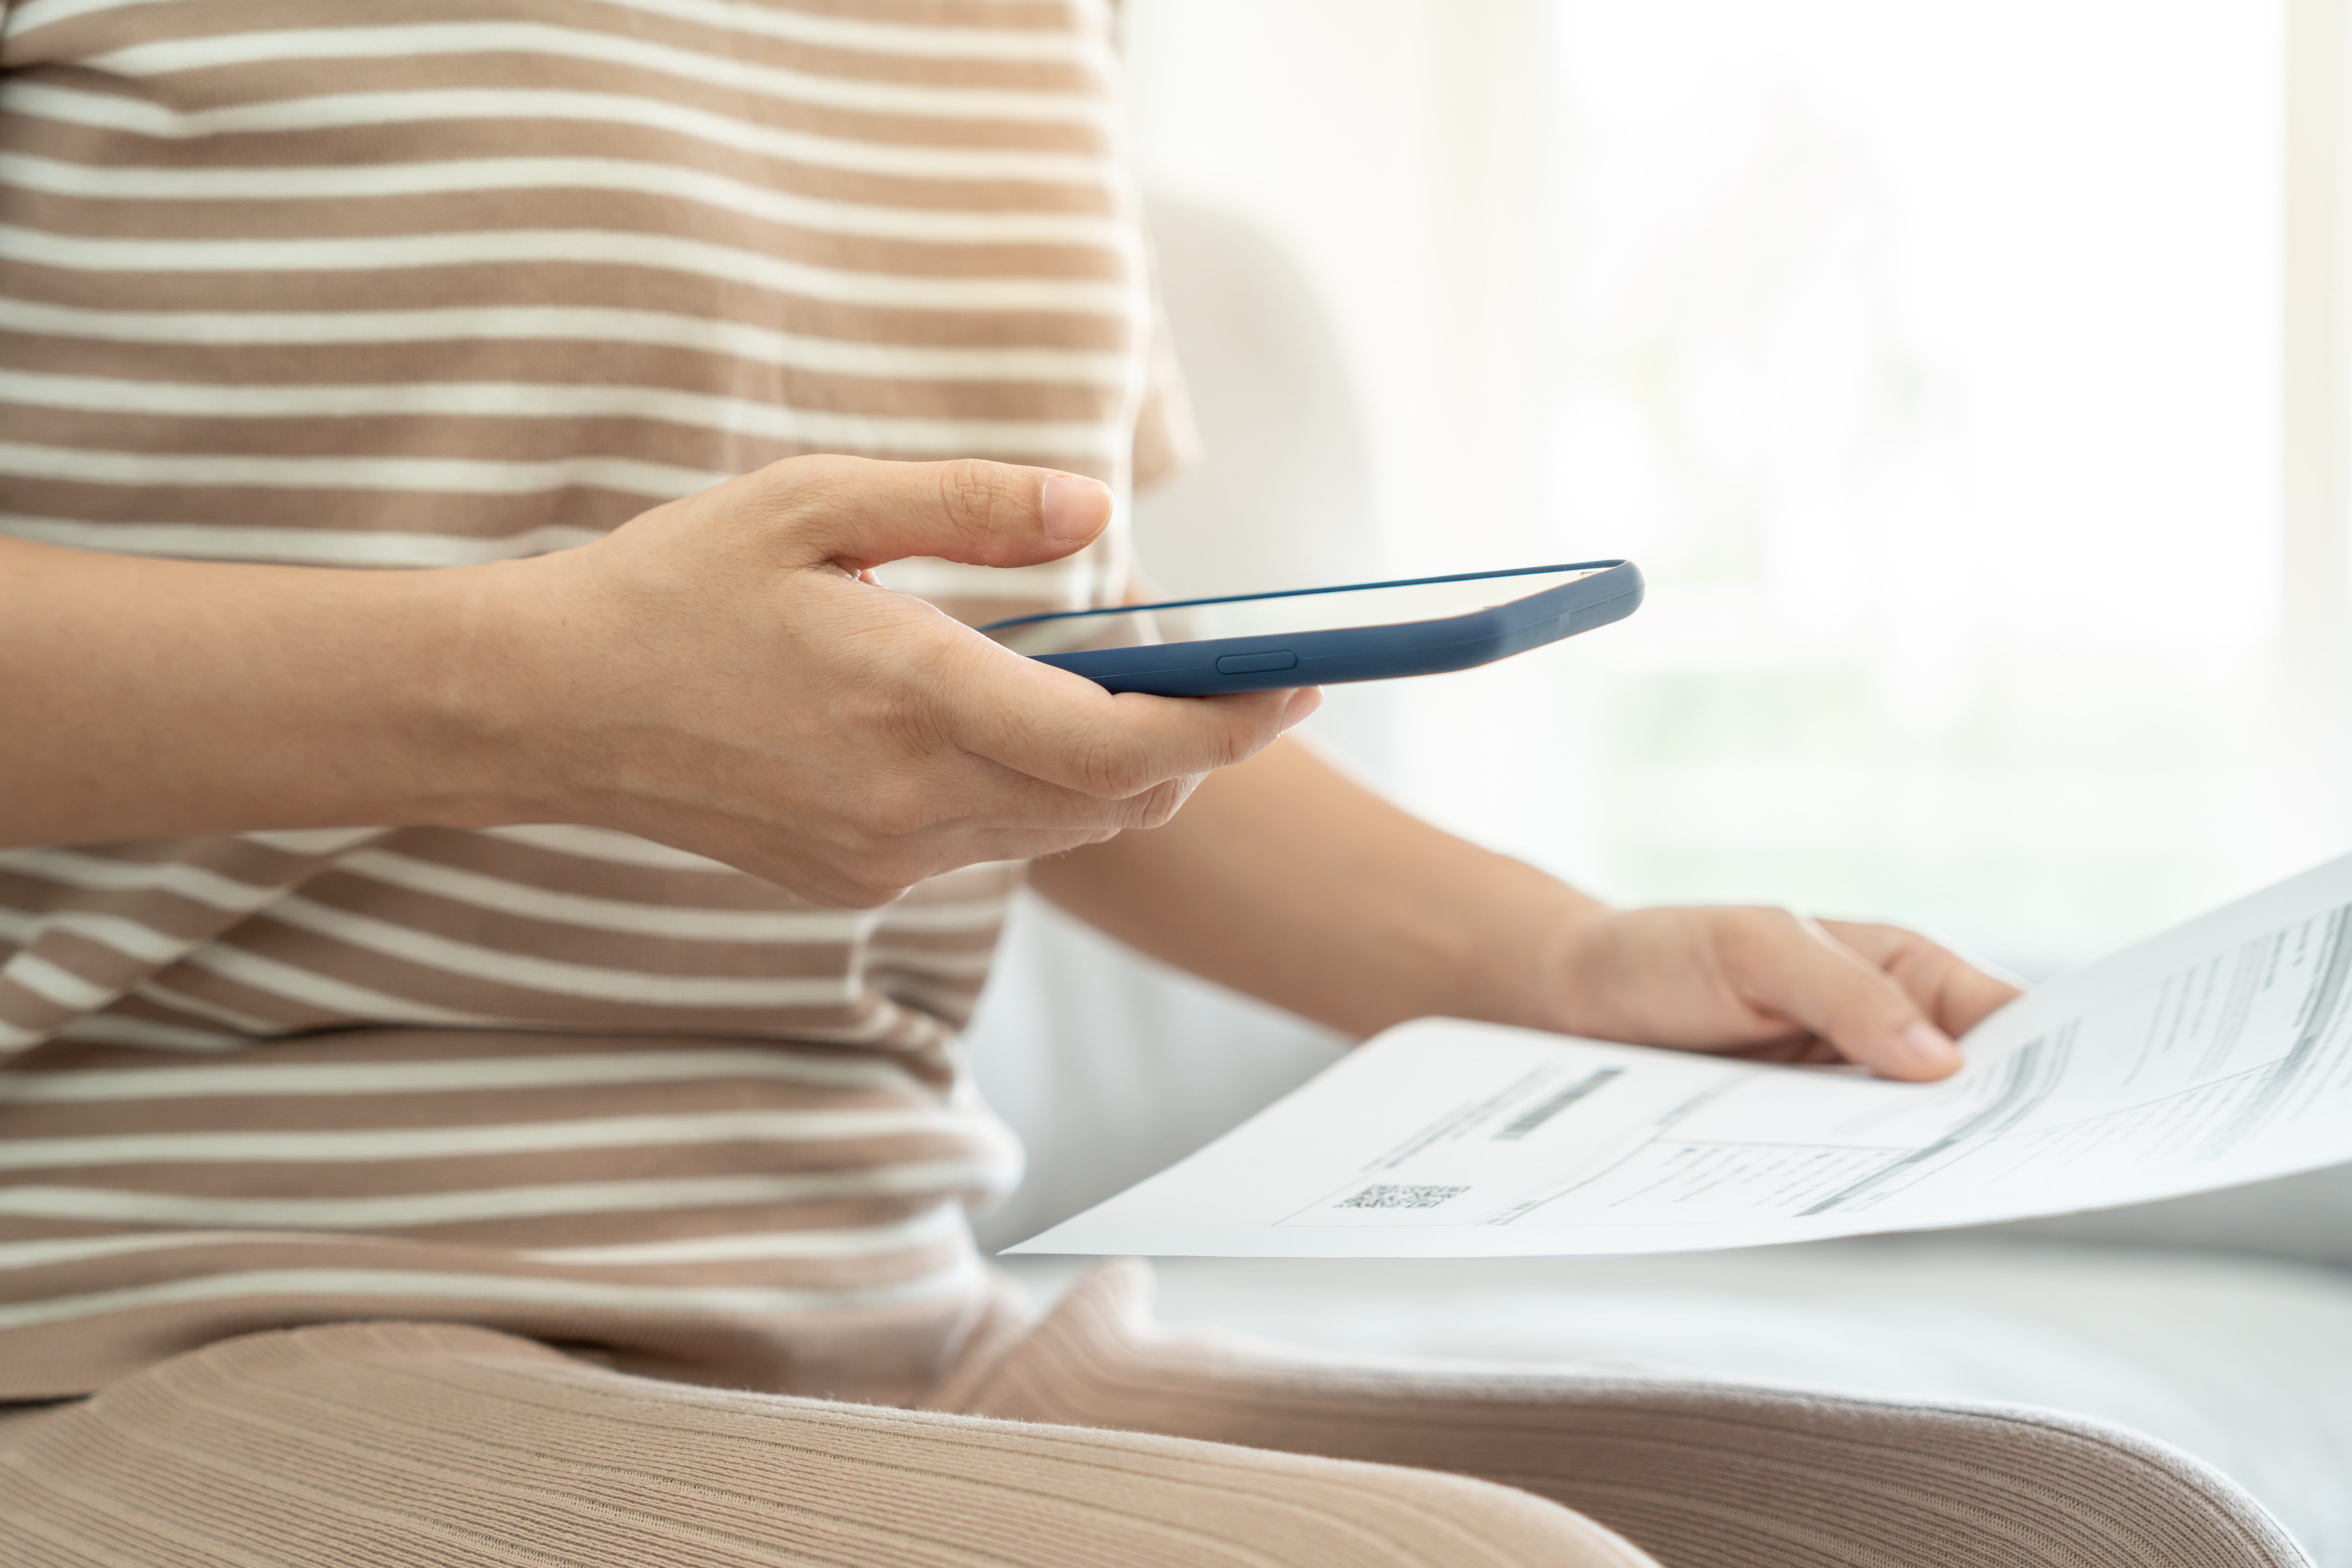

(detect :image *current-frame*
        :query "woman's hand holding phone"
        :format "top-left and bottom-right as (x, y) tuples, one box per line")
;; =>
(460, 457), (1323, 906)
(0, 456), (1318, 907)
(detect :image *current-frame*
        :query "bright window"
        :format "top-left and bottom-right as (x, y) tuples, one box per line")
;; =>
(1125, 0), (2333, 978)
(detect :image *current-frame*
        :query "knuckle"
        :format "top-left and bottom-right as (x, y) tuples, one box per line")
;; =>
(933, 458), (1016, 545)
(753, 452), (862, 529)
(1746, 905), (1814, 951)
(1712, 906), (1783, 960)
(874, 689), (939, 755)
(1882, 925), (1940, 969)
(756, 451), (836, 494)
(852, 673), (953, 761)
(1842, 967), (1918, 1030)
(1132, 776), (1195, 830)
(848, 779), (938, 845)
(1210, 697), (1288, 767)
(1076, 732), (1151, 799)
(1199, 728), (1249, 773)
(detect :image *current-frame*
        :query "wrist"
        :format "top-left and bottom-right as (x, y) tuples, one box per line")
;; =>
(1487, 878), (1616, 1035)
(398, 552), (577, 830)
(1406, 845), (1612, 1035)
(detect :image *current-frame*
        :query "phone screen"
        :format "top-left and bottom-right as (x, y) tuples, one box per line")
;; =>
(983, 565), (1609, 656)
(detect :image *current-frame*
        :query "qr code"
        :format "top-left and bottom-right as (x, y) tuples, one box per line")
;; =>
(1336, 1184), (1470, 1211)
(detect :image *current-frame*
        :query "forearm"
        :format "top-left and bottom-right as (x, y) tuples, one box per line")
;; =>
(0, 536), (516, 847)
(1027, 734), (1604, 1038)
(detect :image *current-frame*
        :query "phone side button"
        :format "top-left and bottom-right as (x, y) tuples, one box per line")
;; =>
(1214, 650), (1299, 675)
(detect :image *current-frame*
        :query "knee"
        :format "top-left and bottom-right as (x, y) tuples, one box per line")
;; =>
(1357, 1463), (1661, 1568)
(1191, 1449), (1659, 1568)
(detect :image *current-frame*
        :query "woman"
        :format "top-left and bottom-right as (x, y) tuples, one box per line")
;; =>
(0, 2), (2289, 1564)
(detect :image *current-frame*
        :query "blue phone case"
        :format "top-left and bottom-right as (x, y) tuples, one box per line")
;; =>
(980, 560), (1645, 696)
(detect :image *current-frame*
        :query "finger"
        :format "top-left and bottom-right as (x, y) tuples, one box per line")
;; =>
(755, 454), (1113, 572)
(1717, 1035), (1849, 1067)
(1719, 912), (1966, 1081)
(1819, 920), (2025, 1039)
(823, 765), (1210, 902)
(929, 755), (1209, 842)
(932, 632), (1318, 797)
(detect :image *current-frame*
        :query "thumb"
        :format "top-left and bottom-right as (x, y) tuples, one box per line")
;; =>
(773, 455), (1112, 572)
(1728, 913), (1966, 1081)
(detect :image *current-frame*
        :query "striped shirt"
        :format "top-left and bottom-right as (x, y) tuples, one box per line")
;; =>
(0, 0), (1189, 1401)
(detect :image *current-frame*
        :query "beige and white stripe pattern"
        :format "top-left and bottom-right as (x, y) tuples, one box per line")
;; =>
(0, 0), (1179, 1398)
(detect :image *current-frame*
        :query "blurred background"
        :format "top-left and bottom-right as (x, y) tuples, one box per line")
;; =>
(1121, 0), (2344, 980)
(974, 0), (2352, 1253)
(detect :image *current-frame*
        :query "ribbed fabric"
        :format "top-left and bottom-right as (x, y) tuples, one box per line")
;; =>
(0, 1315), (1657, 1568)
(0, 0), (1190, 1398)
(948, 1261), (2312, 1568)
(0, 1265), (2310, 1566)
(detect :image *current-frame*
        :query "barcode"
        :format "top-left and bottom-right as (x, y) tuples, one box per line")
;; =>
(1336, 1183), (1470, 1210)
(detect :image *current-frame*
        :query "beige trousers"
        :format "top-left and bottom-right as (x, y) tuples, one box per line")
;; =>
(0, 1262), (2305, 1568)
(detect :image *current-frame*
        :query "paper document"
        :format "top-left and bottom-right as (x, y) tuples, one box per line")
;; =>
(1011, 851), (2352, 1258)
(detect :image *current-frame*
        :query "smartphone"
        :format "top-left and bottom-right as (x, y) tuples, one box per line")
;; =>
(980, 560), (1643, 696)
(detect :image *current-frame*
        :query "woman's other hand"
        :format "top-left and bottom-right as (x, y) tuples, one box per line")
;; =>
(1028, 735), (2011, 1076)
(1539, 905), (2023, 1081)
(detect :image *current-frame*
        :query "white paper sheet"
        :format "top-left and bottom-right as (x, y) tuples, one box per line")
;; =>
(1009, 851), (2352, 1258)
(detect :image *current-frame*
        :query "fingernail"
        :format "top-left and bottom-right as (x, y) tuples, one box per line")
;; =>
(1041, 473), (1112, 542)
(1280, 687), (1323, 729)
(1897, 1022), (1962, 1075)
